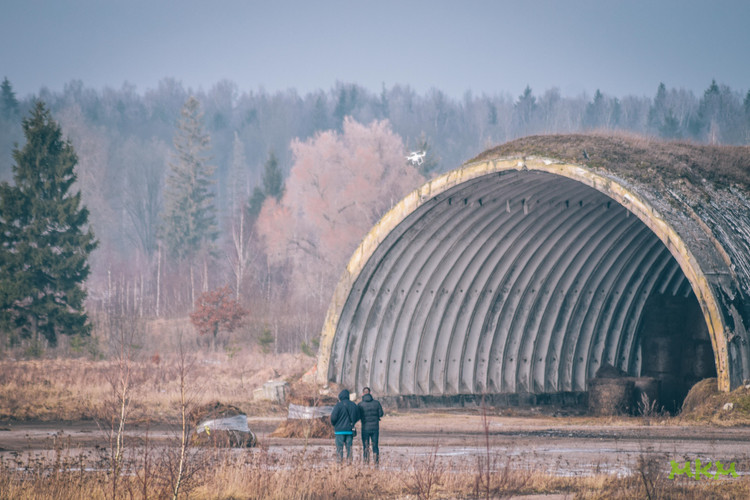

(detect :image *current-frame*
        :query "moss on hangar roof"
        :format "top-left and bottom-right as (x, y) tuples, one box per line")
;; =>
(468, 133), (750, 192)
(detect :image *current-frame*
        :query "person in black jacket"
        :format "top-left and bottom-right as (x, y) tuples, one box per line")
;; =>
(357, 387), (384, 464)
(330, 389), (359, 463)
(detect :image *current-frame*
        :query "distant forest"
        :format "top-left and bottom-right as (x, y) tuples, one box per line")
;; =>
(1, 77), (749, 354)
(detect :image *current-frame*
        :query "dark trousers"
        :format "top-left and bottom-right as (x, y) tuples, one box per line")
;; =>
(361, 428), (379, 462)
(335, 433), (353, 462)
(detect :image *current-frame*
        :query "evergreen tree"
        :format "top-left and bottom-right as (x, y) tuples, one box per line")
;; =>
(487, 100), (498, 126)
(242, 149), (285, 229)
(660, 111), (681, 139)
(611, 97), (622, 128)
(245, 150), (284, 221)
(695, 80), (721, 141)
(514, 85), (537, 133)
(247, 187), (265, 219)
(378, 82), (390, 120)
(160, 96), (217, 262)
(585, 89), (606, 129)
(333, 83), (360, 129)
(310, 93), (329, 133)
(648, 82), (682, 139)
(1, 77), (20, 119)
(694, 79), (743, 143)
(648, 82), (668, 133)
(262, 150), (283, 200)
(0, 101), (97, 347)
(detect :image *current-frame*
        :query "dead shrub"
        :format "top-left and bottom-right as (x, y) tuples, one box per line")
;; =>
(271, 385), (337, 438)
(680, 378), (750, 425)
(271, 416), (334, 439)
(402, 441), (444, 500)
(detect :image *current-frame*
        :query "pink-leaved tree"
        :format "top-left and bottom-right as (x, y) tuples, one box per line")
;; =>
(256, 118), (425, 343)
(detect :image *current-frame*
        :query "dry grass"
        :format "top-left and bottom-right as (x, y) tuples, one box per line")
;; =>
(0, 313), (315, 423)
(3, 337), (750, 498)
(5, 351), (746, 429)
(270, 417), (334, 439)
(0, 350), (312, 423)
(679, 377), (750, 426)
(2, 376), (749, 500)
(573, 473), (750, 500)
(2, 446), (749, 500)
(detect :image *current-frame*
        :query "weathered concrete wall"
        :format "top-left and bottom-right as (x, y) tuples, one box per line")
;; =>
(317, 138), (750, 399)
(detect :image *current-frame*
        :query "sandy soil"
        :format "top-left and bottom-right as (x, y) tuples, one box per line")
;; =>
(2, 411), (749, 478)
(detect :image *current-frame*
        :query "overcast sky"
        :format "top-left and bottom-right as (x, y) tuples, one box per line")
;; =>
(3, 0), (749, 100)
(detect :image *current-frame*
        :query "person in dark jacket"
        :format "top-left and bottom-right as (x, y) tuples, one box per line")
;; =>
(330, 389), (359, 462)
(357, 387), (384, 464)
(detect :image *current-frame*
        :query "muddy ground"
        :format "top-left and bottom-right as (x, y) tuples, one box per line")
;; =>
(2, 410), (749, 478)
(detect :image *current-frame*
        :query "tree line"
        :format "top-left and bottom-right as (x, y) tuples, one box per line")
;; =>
(1, 77), (749, 355)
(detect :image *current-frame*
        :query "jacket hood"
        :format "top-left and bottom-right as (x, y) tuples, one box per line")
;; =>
(362, 393), (373, 402)
(338, 389), (350, 401)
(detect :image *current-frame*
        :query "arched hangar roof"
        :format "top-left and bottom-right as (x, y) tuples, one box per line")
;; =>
(317, 134), (750, 396)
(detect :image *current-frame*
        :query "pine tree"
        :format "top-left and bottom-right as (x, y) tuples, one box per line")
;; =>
(262, 150), (283, 200)
(585, 89), (606, 129)
(333, 83), (359, 129)
(245, 150), (284, 221)
(487, 101), (498, 126)
(378, 82), (389, 120)
(1, 77), (20, 119)
(247, 186), (265, 219)
(514, 85), (537, 133)
(310, 93), (329, 133)
(160, 96), (217, 262)
(648, 83), (682, 138)
(696, 80), (721, 136)
(0, 101), (97, 347)
(648, 82), (668, 133)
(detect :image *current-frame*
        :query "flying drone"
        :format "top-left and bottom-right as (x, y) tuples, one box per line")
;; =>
(406, 150), (426, 166)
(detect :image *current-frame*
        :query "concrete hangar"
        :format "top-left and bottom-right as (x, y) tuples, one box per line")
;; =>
(317, 134), (750, 410)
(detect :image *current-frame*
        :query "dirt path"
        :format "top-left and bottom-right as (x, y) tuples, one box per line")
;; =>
(2, 413), (749, 477)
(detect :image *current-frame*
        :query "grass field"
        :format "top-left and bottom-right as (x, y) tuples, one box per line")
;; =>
(0, 350), (311, 423)
(2, 437), (749, 499)
(2, 350), (750, 499)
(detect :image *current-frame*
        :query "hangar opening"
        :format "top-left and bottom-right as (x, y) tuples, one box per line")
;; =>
(317, 136), (750, 413)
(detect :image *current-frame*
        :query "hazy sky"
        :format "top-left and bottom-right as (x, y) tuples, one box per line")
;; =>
(2, 0), (749, 100)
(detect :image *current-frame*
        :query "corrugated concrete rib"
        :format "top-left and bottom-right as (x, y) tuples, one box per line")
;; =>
(318, 149), (750, 396)
(536, 202), (630, 392)
(330, 170), (683, 396)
